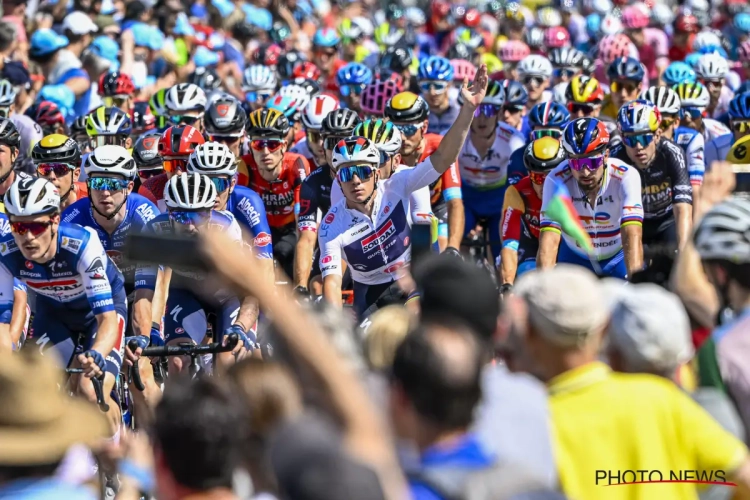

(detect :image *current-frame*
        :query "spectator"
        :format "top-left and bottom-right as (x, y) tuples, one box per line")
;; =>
(0, 4), (25, 63)
(364, 304), (412, 372)
(152, 376), (250, 500)
(0, 349), (107, 499)
(515, 265), (750, 500)
(0, 20), (17, 68)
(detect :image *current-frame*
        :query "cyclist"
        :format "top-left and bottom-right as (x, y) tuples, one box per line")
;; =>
(292, 94), (340, 167)
(538, 118), (644, 279)
(611, 99), (693, 249)
(133, 173), (252, 375)
(566, 75), (605, 119)
(242, 108), (311, 279)
(674, 82), (731, 147)
(241, 65), (278, 111)
(418, 56), (460, 135)
(516, 55), (553, 111)
(0, 79), (43, 174)
(98, 71), (136, 114)
(130, 101), (156, 140)
(600, 57), (645, 120)
(86, 106), (134, 149)
(0, 119), (24, 207)
(706, 93), (750, 171)
(548, 47), (586, 86)
(202, 97), (247, 176)
(499, 79), (529, 133)
(507, 101), (571, 185)
(186, 141), (274, 288)
(148, 88), (170, 131)
(70, 116), (91, 155)
(385, 91), (464, 252)
(336, 62), (373, 116)
(0, 176), (126, 436)
(132, 131), (163, 191)
(455, 81), (523, 258)
(319, 69), (485, 317)
(164, 83), (207, 131)
(294, 109), (361, 296)
(695, 53), (733, 118)
(25, 101), (67, 136)
(312, 28), (345, 92)
(138, 125), (205, 211)
(500, 137), (566, 290)
(32, 134), (87, 211)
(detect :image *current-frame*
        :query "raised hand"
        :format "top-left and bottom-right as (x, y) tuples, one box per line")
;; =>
(460, 63), (489, 109)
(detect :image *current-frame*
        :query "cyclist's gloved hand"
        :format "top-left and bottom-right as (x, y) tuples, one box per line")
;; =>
(149, 327), (165, 347)
(224, 324), (256, 350)
(83, 350), (106, 374)
(126, 335), (150, 352)
(293, 286), (311, 302)
(443, 247), (462, 259)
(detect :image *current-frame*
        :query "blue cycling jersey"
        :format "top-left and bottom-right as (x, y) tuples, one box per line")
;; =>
(674, 126), (706, 185)
(507, 147), (528, 186)
(224, 185), (273, 259)
(62, 194), (159, 289)
(0, 222), (125, 321)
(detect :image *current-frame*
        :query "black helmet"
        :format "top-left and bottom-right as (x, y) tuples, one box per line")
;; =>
(0, 118), (20, 149)
(187, 67), (223, 91)
(204, 98), (246, 137)
(446, 43), (475, 61)
(277, 51), (303, 81)
(292, 77), (320, 97)
(270, 21), (292, 44)
(246, 108), (290, 138)
(70, 116), (88, 138)
(320, 109), (361, 136)
(133, 131), (163, 169)
(380, 45), (413, 72)
(32, 134), (80, 165)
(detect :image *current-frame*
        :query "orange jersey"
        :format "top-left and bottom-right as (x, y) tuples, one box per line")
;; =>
(240, 153), (311, 228)
(418, 133), (462, 207)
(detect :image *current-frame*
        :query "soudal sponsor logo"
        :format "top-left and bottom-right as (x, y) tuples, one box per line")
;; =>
(92, 298), (114, 309)
(254, 232), (272, 247)
(361, 220), (396, 253)
(26, 279), (80, 293)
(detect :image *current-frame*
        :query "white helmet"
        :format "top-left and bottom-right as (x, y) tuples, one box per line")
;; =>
(650, 4), (674, 26)
(552, 81), (568, 104)
(640, 86), (681, 115)
(693, 31), (722, 53)
(4, 175), (59, 216)
(694, 197), (750, 264)
(695, 53), (729, 81)
(330, 137), (381, 169)
(279, 84), (312, 112)
(585, 0), (612, 16)
(0, 80), (16, 107)
(242, 65), (277, 92)
(85, 145), (137, 179)
(600, 14), (623, 36)
(165, 83), (207, 113)
(186, 142), (237, 177)
(207, 90), (234, 106)
(536, 7), (562, 28)
(164, 172), (216, 210)
(301, 95), (340, 131)
(686, 0), (709, 12)
(352, 119), (402, 155)
(517, 55), (553, 79)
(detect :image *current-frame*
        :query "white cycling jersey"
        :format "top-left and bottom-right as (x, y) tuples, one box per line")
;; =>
(705, 132), (735, 172)
(290, 138), (315, 164)
(330, 164), (433, 224)
(711, 85), (734, 119)
(541, 158), (644, 260)
(319, 157), (440, 286)
(702, 118), (731, 144)
(458, 124), (525, 190)
(673, 126), (706, 185)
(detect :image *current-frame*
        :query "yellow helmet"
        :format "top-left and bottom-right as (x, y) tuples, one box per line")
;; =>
(728, 136), (750, 165)
(247, 108), (290, 138)
(523, 137), (566, 172)
(480, 53), (503, 74)
(566, 75), (604, 104)
(384, 92), (430, 122)
(32, 134), (80, 165)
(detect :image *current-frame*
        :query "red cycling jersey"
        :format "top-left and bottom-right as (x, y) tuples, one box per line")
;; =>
(501, 176), (542, 242)
(241, 152), (311, 228)
(418, 133), (462, 207)
(138, 173), (170, 212)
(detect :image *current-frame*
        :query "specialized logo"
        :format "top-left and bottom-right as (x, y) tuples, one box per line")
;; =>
(361, 220), (396, 253)
(254, 232), (271, 247)
(85, 258), (106, 280)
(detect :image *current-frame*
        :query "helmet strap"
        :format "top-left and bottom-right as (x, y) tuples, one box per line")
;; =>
(0, 163), (14, 185)
(361, 171), (379, 207)
(88, 185), (129, 221)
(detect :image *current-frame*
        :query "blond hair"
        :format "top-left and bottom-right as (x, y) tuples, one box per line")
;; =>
(364, 305), (413, 371)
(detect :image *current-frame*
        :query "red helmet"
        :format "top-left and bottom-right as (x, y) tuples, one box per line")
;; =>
(98, 71), (136, 98)
(463, 8), (481, 27)
(253, 43), (283, 67)
(292, 61), (321, 81)
(432, 1), (450, 19)
(674, 13), (700, 33)
(544, 27), (570, 49)
(131, 101), (156, 134)
(159, 126), (205, 173)
(28, 101), (65, 130)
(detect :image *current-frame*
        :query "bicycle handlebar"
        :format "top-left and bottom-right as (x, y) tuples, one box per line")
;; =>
(64, 368), (110, 413)
(128, 333), (240, 391)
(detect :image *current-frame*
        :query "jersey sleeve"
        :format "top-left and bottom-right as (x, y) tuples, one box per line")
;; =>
(318, 226), (343, 278)
(295, 155), (311, 180)
(540, 174), (562, 234)
(75, 230), (116, 316)
(620, 168), (644, 227)
(391, 156), (442, 198)
(409, 186), (434, 223)
(501, 185), (525, 250)
(134, 222), (158, 291)
(665, 142), (693, 206)
(686, 133), (706, 186)
(0, 261), (16, 323)
(138, 183), (159, 206)
(298, 177), (320, 232)
(507, 149), (528, 186)
(508, 132), (526, 155)
(440, 161), (462, 201)
(236, 191), (273, 259)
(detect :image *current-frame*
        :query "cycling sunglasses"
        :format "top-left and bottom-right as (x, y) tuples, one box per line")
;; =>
(10, 220), (54, 236)
(210, 134), (243, 144)
(169, 114), (202, 126)
(660, 117), (677, 130)
(610, 80), (639, 94)
(475, 104), (501, 118)
(91, 135), (127, 148)
(732, 121), (750, 133)
(503, 104), (525, 114)
(103, 96), (130, 108)
(138, 168), (163, 180)
(568, 103), (597, 115)
(529, 171), (548, 185)
(622, 133), (655, 148)
(394, 122), (423, 136)
(250, 139), (285, 152)
(323, 135), (349, 150)
(553, 67), (577, 79)
(680, 107), (704, 120)
(523, 75), (545, 87)
(37, 163), (74, 177)
(315, 48), (338, 57)
(162, 158), (188, 173)
(169, 210), (212, 226)
(87, 177), (130, 191)
(419, 80), (449, 94)
(569, 155), (605, 171)
(340, 84), (367, 97)
(337, 164), (376, 183)
(531, 128), (561, 140)
(246, 91), (274, 103)
(210, 176), (231, 193)
(0, 107), (9, 119)
(306, 130), (323, 144)
(703, 79), (724, 89)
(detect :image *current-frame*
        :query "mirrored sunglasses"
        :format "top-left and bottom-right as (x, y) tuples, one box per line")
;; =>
(475, 104), (501, 118)
(37, 163), (74, 177)
(10, 221), (53, 236)
(553, 67), (577, 79)
(569, 155), (605, 171)
(169, 210), (212, 226)
(394, 122), (423, 136)
(568, 103), (597, 115)
(250, 139), (284, 152)
(611, 81), (639, 94)
(337, 164), (376, 183)
(138, 168), (163, 179)
(340, 84), (367, 97)
(418, 81), (449, 94)
(306, 130), (322, 144)
(622, 133), (655, 148)
(210, 177), (231, 193)
(87, 177), (130, 191)
(531, 128), (561, 140)
(523, 75), (544, 87)
(169, 115), (202, 126)
(163, 158), (188, 173)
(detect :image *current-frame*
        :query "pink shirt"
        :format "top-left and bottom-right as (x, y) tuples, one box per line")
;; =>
(2, 15), (27, 44)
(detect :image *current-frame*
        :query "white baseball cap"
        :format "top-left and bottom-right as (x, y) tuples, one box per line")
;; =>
(62, 11), (99, 36)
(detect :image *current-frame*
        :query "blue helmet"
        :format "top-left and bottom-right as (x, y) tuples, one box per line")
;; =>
(337, 63), (373, 86)
(616, 99), (660, 135)
(696, 45), (729, 58)
(607, 57), (645, 83)
(684, 52), (702, 68)
(266, 95), (298, 119)
(586, 13), (601, 40)
(663, 62), (696, 87)
(418, 56), (454, 81)
(728, 92), (750, 120)
(528, 101), (570, 128)
(313, 28), (341, 48)
(734, 12), (750, 34)
(562, 117), (610, 156)
(501, 79), (528, 107)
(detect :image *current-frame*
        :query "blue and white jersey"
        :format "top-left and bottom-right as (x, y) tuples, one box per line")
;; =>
(705, 132), (736, 172)
(0, 222), (125, 320)
(674, 126), (706, 186)
(225, 185), (274, 259)
(134, 210), (242, 292)
(318, 157), (441, 286)
(62, 194), (159, 287)
(0, 215), (27, 295)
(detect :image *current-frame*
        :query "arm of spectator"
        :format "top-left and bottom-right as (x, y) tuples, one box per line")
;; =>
(119, 29), (135, 78)
(199, 228), (407, 499)
(65, 77), (91, 98)
(674, 202), (692, 251)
